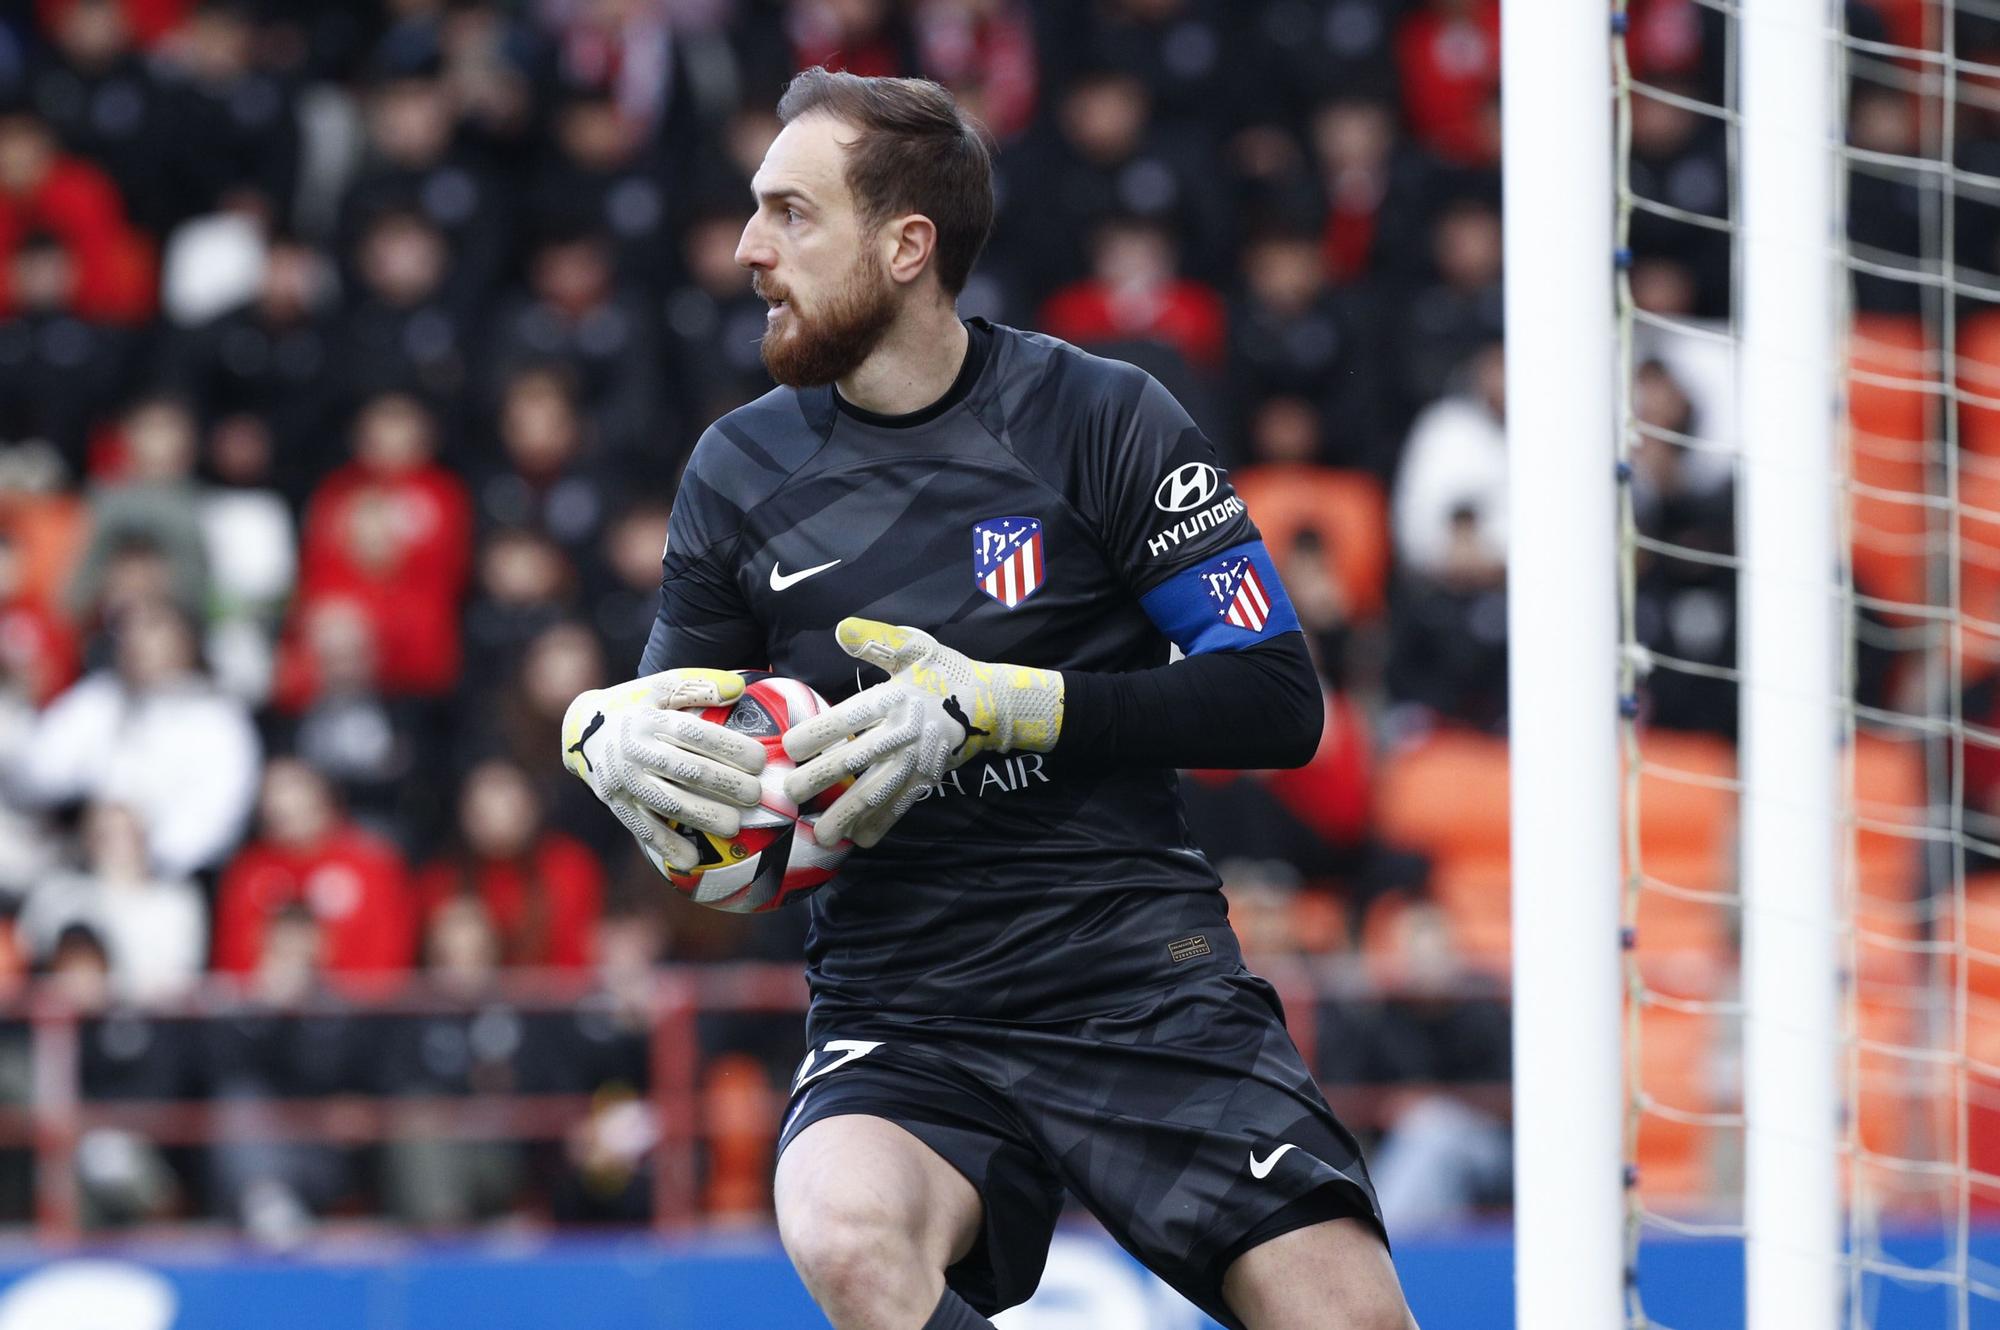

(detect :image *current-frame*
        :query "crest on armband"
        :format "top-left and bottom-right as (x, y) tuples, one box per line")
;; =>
(1200, 554), (1271, 632)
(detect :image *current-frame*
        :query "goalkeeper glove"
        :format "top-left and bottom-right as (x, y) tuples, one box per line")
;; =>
(561, 668), (766, 873)
(781, 617), (1064, 848)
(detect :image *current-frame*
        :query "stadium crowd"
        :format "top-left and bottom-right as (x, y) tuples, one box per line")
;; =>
(0, 0), (1939, 1242)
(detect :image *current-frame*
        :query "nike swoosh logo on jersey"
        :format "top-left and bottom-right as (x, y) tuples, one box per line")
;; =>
(1248, 1143), (1298, 1179)
(770, 558), (842, 591)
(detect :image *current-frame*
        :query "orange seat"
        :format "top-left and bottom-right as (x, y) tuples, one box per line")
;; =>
(1426, 858), (1511, 961)
(1233, 465), (1390, 621)
(1635, 1002), (1723, 1205)
(0, 493), (86, 618)
(1375, 729), (1511, 865)
(1960, 310), (2000, 457)
(1850, 734), (1924, 907)
(1632, 730), (1736, 863)
(1850, 314), (1932, 610)
(700, 1054), (778, 1219)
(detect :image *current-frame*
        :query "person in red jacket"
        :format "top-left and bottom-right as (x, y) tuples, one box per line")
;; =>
(1394, 0), (1501, 167)
(1039, 214), (1226, 372)
(291, 393), (472, 700)
(414, 758), (604, 970)
(214, 756), (415, 991)
(0, 108), (154, 324)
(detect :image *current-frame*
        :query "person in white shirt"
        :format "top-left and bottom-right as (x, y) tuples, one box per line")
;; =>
(20, 800), (207, 1004)
(11, 599), (260, 881)
(1392, 340), (1507, 589)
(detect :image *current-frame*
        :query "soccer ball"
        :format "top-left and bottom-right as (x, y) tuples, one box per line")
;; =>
(655, 673), (850, 913)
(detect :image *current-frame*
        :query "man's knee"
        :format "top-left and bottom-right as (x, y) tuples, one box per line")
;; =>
(781, 1201), (934, 1323)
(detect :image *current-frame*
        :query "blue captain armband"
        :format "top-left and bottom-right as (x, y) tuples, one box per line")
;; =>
(1138, 540), (1301, 656)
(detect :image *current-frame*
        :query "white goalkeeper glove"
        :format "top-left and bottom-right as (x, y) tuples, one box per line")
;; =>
(561, 668), (766, 872)
(781, 617), (1064, 848)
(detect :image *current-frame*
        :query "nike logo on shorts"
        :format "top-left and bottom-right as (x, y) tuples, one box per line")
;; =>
(770, 558), (842, 591)
(1248, 1143), (1298, 1179)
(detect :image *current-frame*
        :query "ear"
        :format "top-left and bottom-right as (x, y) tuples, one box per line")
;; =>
(881, 212), (940, 288)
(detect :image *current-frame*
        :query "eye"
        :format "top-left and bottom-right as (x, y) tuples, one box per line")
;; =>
(784, 207), (802, 225)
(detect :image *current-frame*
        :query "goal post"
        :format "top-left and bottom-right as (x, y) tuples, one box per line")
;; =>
(1501, 2), (1625, 1327)
(1738, 1), (1844, 1326)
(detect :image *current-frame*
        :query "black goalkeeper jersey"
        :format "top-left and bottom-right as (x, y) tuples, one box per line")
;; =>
(642, 320), (1301, 1026)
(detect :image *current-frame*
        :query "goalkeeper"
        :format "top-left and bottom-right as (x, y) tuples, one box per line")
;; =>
(567, 68), (1415, 1330)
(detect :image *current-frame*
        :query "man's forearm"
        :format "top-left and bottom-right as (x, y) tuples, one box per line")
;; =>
(1055, 632), (1323, 770)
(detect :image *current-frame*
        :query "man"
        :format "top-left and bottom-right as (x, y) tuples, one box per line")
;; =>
(561, 69), (1415, 1330)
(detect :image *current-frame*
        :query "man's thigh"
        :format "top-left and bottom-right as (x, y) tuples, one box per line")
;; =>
(1221, 1217), (1415, 1330)
(777, 1038), (1066, 1317)
(982, 969), (1389, 1330)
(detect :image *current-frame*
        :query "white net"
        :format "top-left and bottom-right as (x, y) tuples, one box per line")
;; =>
(1612, 0), (2000, 1324)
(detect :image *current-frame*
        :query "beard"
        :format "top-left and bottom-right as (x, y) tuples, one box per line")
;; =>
(755, 249), (899, 388)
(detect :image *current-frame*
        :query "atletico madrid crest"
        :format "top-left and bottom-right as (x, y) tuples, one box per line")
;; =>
(1201, 553), (1271, 631)
(972, 516), (1045, 608)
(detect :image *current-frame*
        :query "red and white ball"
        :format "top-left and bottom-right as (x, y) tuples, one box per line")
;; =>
(656, 673), (850, 914)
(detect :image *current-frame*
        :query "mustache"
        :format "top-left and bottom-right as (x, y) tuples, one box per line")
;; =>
(752, 275), (792, 305)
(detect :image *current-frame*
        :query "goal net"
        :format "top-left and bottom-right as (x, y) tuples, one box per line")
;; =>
(1611, 0), (2000, 1324)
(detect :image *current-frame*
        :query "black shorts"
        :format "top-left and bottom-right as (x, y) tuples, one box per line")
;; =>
(776, 967), (1385, 1330)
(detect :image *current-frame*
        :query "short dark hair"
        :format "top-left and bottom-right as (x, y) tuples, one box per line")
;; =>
(776, 67), (995, 296)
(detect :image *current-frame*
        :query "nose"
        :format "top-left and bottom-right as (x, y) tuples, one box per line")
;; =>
(736, 215), (773, 272)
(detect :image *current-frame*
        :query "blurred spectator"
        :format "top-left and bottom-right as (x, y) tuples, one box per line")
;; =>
(1321, 899), (1511, 1232)
(997, 68), (1223, 296)
(662, 205), (774, 437)
(341, 68), (509, 317)
(1626, 79), (1730, 318)
(49, 922), (191, 1228)
(786, 0), (918, 80)
(484, 225), (663, 463)
(20, 800), (206, 1002)
(380, 895), (526, 1227)
(475, 366), (611, 556)
(415, 758), (605, 971)
(155, 236), (339, 502)
(461, 526), (577, 700)
(199, 413), (297, 701)
(202, 903), (361, 1247)
(20, 0), (175, 233)
(213, 757), (416, 989)
(1388, 341), (1507, 729)
(588, 501), (672, 676)
(1393, 0), (1500, 167)
(1629, 360), (1736, 737)
(1847, 83), (1924, 316)
(0, 106), (155, 323)
(539, 901), (664, 1224)
(1241, 0), (1399, 128)
(335, 207), (466, 403)
(1042, 213), (1225, 374)
(272, 598), (420, 836)
(1309, 95), (1438, 287)
(530, 86), (673, 292)
(467, 618), (623, 858)
(1392, 342), (1504, 585)
(1394, 192), (1502, 419)
(293, 392), (473, 699)
(11, 597), (259, 878)
(1084, 0), (1241, 140)
(152, 0), (298, 226)
(64, 392), (208, 625)
(1228, 226), (1387, 472)
(911, 0), (1038, 144)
